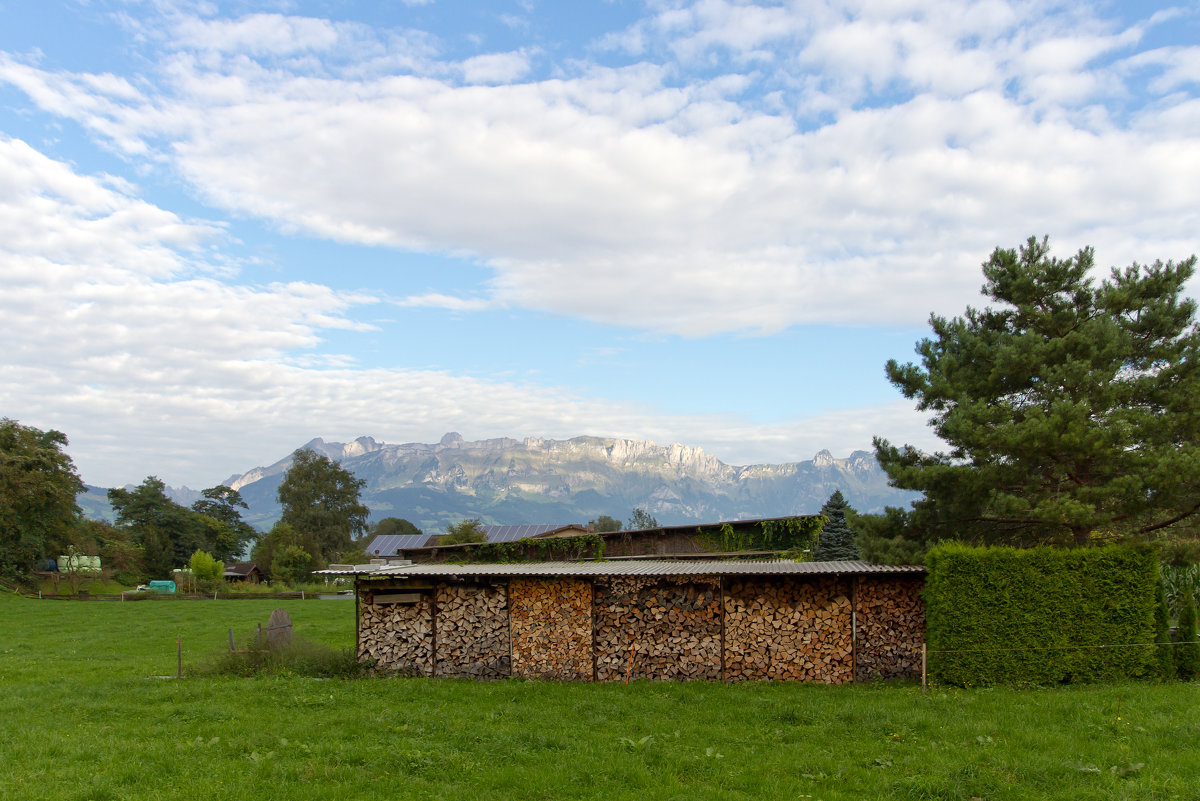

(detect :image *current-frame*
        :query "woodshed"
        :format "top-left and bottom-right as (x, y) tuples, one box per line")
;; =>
(333, 560), (925, 683)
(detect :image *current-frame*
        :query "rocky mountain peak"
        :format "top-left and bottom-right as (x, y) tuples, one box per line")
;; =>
(215, 433), (918, 532)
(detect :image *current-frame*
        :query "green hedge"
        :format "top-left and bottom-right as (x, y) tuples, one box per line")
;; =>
(925, 543), (1159, 686)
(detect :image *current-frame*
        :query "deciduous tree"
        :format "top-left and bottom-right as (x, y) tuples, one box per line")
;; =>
(109, 477), (204, 579)
(627, 508), (659, 531)
(588, 515), (622, 533)
(0, 419), (83, 583)
(442, 518), (487, 545)
(277, 449), (368, 566)
(370, 517), (422, 538)
(191, 486), (256, 562)
(875, 237), (1200, 547)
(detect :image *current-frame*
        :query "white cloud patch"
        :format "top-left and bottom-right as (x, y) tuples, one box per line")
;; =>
(2, 136), (938, 487)
(173, 13), (343, 55)
(3, 2), (1194, 339)
(2, 1), (1198, 485)
(459, 50), (533, 84)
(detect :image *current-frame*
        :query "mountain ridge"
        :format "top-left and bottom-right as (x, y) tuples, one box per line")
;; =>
(222, 433), (918, 532)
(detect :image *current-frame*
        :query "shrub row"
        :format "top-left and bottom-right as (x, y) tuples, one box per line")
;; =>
(925, 543), (1159, 685)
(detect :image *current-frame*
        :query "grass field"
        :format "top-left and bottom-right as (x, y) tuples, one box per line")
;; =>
(2, 589), (1198, 801)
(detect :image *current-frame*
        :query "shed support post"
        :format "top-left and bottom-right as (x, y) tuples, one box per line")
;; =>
(719, 576), (726, 683)
(430, 583), (439, 678)
(851, 575), (858, 683)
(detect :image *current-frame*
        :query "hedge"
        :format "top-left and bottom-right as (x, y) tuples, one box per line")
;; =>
(925, 543), (1159, 685)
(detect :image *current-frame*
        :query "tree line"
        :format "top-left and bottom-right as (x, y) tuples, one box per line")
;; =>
(0, 427), (384, 587)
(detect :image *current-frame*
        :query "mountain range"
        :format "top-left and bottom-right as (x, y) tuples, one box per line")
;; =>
(209, 432), (919, 533)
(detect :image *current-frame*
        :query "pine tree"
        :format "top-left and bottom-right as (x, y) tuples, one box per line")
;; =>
(814, 490), (861, 561)
(876, 237), (1200, 546)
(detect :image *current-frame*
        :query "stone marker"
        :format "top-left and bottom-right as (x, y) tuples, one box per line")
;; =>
(266, 608), (293, 650)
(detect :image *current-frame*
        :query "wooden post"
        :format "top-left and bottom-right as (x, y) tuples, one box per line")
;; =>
(921, 642), (927, 693)
(851, 576), (858, 683)
(590, 581), (599, 683)
(505, 579), (514, 678)
(719, 576), (726, 683)
(431, 583), (439, 678)
(625, 641), (635, 684)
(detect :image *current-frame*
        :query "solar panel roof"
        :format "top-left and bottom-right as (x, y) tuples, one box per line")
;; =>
(481, 524), (581, 543)
(365, 533), (435, 555)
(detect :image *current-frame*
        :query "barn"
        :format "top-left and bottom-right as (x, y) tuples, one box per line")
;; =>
(327, 559), (925, 683)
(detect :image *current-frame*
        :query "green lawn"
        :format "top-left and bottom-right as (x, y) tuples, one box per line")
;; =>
(1, 589), (1198, 800)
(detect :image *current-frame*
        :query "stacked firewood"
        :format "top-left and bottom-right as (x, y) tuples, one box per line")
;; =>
(724, 577), (854, 683)
(435, 583), (511, 679)
(509, 578), (593, 680)
(593, 577), (722, 681)
(855, 577), (925, 679)
(358, 595), (434, 675)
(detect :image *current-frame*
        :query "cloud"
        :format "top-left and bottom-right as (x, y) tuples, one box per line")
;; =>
(1, 135), (939, 487)
(2, 2), (1198, 487)
(460, 50), (533, 84)
(4, 2), (1195, 339)
(173, 13), (343, 55)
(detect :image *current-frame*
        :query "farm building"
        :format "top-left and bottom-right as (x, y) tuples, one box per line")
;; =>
(324, 559), (925, 683)
(365, 524), (588, 557)
(223, 562), (263, 583)
(394, 516), (829, 564)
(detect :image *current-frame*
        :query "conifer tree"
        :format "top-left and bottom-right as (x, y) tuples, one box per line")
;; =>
(814, 490), (861, 561)
(876, 237), (1200, 546)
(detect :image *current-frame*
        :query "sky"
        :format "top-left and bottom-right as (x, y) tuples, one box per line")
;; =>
(1, 0), (1198, 490)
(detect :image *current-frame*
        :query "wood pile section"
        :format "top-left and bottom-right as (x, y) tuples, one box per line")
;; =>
(435, 583), (511, 679)
(855, 576), (925, 680)
(724, 577), (854, 683)
(509, 578), (593, 681)
(593, 577), (722, 681)
(358, 594), (434, 675)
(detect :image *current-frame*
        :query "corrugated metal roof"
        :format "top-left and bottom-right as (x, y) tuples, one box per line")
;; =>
(481, 524), (583, 543)
(318, 560), (924, 577)
(365, 533), (435, 554)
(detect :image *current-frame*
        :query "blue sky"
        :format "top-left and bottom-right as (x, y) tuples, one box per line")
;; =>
(1, 0), (1198, 488)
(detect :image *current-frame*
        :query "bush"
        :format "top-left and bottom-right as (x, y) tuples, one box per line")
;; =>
(925, 543), (1159, 686)
(442, 518), (487, 545)
(1175, 590), (1200, 680)
(271, 545), (313, 586)
(1155, 580), (1175, 680)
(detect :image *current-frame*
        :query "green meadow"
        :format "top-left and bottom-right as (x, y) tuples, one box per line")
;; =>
(2, 589), (1198, 801)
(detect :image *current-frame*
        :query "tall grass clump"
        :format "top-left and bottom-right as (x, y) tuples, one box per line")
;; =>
(199, 631), (374, 679)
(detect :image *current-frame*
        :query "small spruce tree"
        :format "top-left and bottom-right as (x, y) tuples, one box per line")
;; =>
(813, 490), (861, 561)
(1175, 588), (1200, 680)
